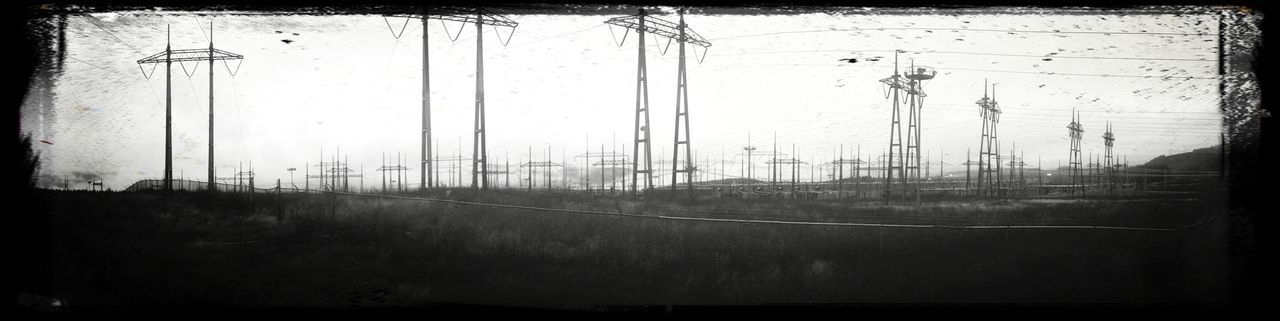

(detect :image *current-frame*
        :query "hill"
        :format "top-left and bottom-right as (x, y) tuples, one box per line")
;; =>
(1137, 145), (1222, 172)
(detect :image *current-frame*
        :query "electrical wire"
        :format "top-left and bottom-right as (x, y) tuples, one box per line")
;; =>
(82, 15), (146, 56)
(708, 26), (1215, 41)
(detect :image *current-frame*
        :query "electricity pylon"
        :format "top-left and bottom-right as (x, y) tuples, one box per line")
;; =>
(975, 80), (1000, 196)
(137, 23), (243, 192)
(902, 60), (936, 202)
(1067, 110), (1085, 195)
(879, 50), (906, 199)
(667, 9), (711, 196)
(606, 8), (711, 196)
(385, 7), (518, 191)
(1103, 121), (1115, 196)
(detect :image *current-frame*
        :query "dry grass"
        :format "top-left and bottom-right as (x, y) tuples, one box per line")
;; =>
(39, 188), (1229, 309)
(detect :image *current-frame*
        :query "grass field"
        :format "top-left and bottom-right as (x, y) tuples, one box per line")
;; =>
(35, 187), (1230, 309)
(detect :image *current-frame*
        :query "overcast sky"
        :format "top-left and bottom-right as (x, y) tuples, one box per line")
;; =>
(22, 7), (1224, 190)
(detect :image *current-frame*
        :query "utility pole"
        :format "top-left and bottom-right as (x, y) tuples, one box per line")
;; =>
(996, 139), (1003, 197)
(880, 148), (886, 196)
(1009, 142), (1016, 197)
(966, 148), (972, 194)
(547, 146), (551, 189)
(613, 133), (618, 191)
(925, 150), (931, 180)
(398, 151), (403, 191)
(457, 138), (462, 189)
(743, 131), (756, 188)
(772, 132), (778, 192)
(1123, 155), (1128, 194)
(287, 167), (296, 189)
(602, 144), (607, 190)
(137, 23), (243, 192)
(838, 144), (844, 199)
(622, 143), (628, 193)
(528, 145), (533, 191)
(1103, 121), (1115, 197)
(584, 132), (590, 192)
(376, 152), (407, 193)
(791, 143), (797, 196)
(1019, 150), (1025, 196)
(520, 147), (562, 191)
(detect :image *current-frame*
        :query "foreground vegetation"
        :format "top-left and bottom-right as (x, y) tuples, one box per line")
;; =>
(39, 188), (1229, 309)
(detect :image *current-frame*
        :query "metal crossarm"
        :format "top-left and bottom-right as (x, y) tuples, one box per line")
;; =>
(605, 14), (711, 48)
(520, 162), (563, 168)
(137, 48), (243, 64)
(387, 8), (520, 28)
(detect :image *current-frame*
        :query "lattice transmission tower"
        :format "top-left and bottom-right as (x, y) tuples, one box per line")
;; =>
(1067, 110), (1085, 195)
(605, 8), (711, 196)
(902, 60), (936, 201)
(975, 80), (1001, 196)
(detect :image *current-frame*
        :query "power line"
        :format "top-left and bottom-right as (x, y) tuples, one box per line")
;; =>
(926, 106), (1221, 123)
(508, 23), (604, 48)
(66, 55), (136, 81)
(708, 26), (1214, 41)
(722, 48), (1215, 62)
(929, 102), (1222, 115)
(941, 66), (1217, 80)
(195, 17), (210, 42)
(83, 15), (146, 56)
(903, 50), (1214, 62)
(702, 61), (1218, 80)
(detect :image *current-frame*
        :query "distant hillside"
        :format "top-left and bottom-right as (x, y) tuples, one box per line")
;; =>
(1137, 145), (1222, 172)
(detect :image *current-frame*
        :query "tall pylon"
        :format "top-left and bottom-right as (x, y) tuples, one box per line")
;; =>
(606, 8), (711, 196)
(1103, 121), (1115, 196)
(1067, 110), (1085, 195)
(879, 50), (906, 199)
(902, 60), (936, 202)
(137, 22), (244, 193)
(975, 80), (1001, 196)
(384, 7), (519, 191)
(668, 9), (710, 197)
(609, 9), (653, 195)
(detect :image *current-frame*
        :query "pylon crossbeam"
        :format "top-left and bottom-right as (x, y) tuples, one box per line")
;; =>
(604, 14), (711, 48)
(137, 48), (242, 64)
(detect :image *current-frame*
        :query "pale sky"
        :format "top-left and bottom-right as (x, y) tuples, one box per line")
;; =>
(22, 7), (1224, 190)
